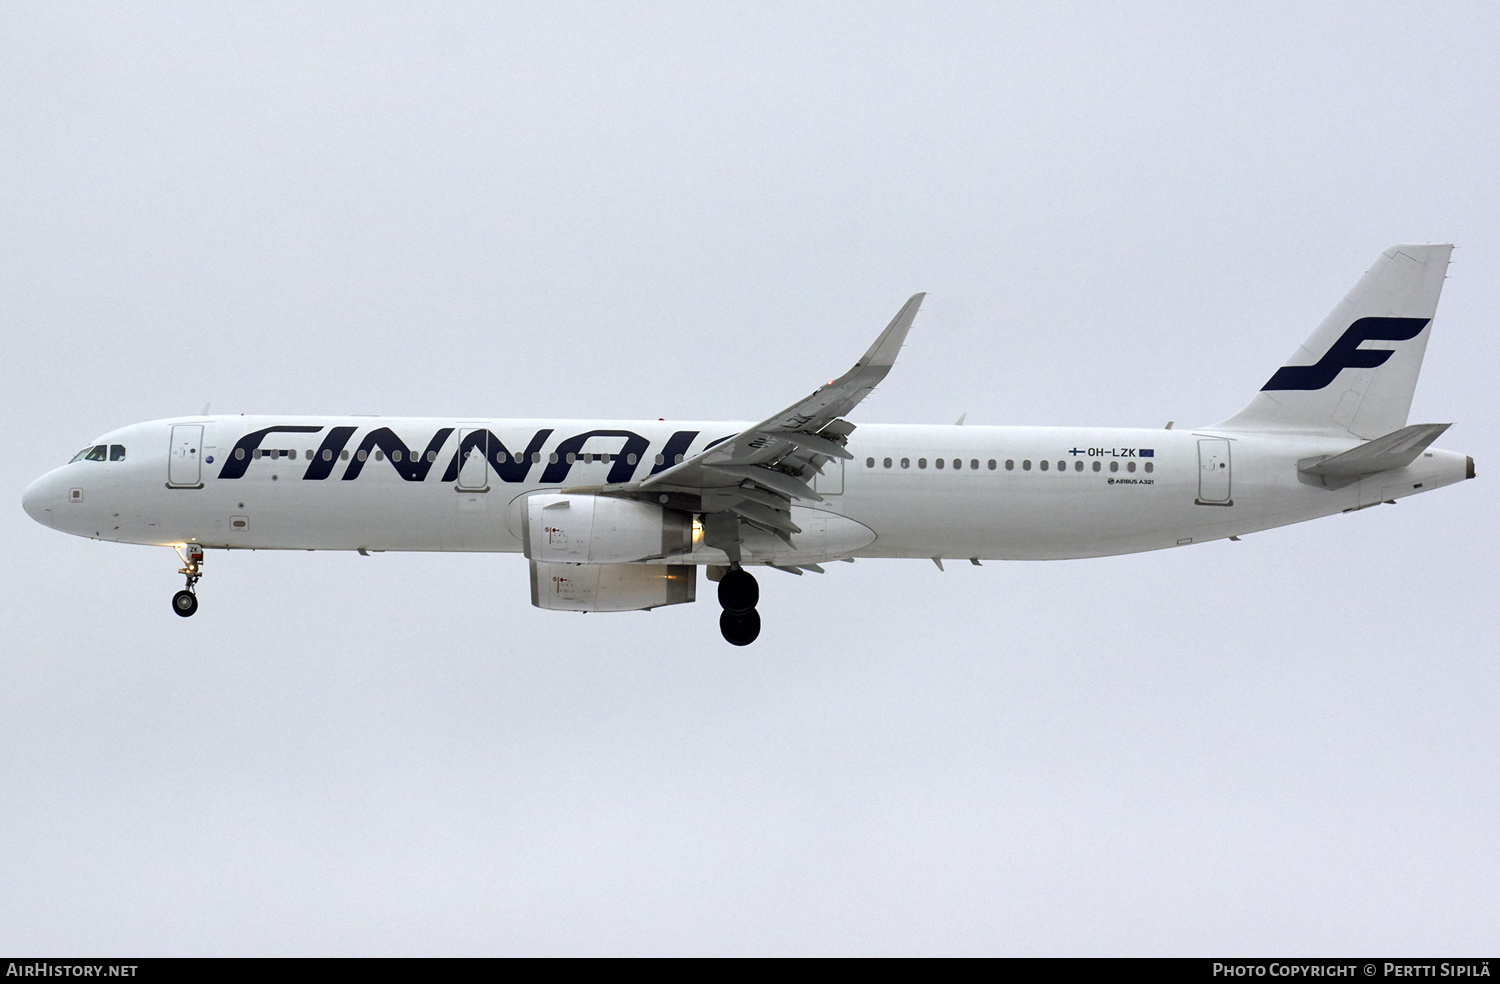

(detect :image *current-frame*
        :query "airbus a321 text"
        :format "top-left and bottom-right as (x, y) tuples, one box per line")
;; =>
(23, 245), (1475, 644)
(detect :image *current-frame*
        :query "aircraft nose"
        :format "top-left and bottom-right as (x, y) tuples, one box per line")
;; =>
(22, 472), (59, 527)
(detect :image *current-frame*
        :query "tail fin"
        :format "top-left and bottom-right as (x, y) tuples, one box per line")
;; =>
(1216, 244), (1453, 439)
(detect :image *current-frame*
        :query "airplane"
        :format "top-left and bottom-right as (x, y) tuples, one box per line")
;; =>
(21, 244), (1475, 645)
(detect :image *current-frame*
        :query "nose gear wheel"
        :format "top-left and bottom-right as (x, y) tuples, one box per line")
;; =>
(171, 544), (204, 618)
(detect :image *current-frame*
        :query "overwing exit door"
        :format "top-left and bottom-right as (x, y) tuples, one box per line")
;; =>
(811, 459), (844, 495)
(168, 425), (203, 488)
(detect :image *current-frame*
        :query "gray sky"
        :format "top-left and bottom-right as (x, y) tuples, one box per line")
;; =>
(2, 2), (1497, 955)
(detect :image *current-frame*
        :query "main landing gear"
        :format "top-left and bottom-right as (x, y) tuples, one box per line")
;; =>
(717, 567), (760, 646)
(172, 544), (203, 618)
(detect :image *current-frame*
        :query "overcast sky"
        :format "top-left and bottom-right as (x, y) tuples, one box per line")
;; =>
(2, 2), (1497, 955)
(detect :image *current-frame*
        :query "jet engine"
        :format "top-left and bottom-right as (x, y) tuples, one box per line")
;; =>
(530, 560), (696, 612)
(522, 492), (693, 564)
(522, 493), (697, 612)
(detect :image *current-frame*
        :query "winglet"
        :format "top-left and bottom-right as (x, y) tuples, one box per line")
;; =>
(856, 293), (925, 370)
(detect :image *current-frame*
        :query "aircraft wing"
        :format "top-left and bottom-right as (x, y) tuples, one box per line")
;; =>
(611, 293), (924, 552)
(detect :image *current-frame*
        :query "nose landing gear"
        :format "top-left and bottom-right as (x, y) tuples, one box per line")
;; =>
(717, 567), (760, 645)
(172, 544), (203, 618)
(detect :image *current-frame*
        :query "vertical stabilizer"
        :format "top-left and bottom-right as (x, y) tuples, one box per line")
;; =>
(1216, 244), (1452, 439)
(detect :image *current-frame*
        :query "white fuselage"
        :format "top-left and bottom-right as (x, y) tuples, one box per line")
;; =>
(22, 415), (1472, 564)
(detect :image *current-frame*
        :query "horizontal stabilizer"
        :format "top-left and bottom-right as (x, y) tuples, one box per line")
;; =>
(1299, 422), (1451, 488)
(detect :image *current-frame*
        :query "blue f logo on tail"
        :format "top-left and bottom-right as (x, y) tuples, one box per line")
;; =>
(1262, 317), (1430, 391)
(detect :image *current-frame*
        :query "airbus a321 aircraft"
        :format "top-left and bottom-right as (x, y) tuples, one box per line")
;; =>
(22, 245), (1475, 644)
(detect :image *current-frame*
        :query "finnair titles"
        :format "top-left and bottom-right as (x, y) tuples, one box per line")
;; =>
(23, 245), (1475, 645)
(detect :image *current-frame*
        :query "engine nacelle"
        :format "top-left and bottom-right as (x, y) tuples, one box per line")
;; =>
(530, 560), (697, 612)
(522, 492), (693, 564)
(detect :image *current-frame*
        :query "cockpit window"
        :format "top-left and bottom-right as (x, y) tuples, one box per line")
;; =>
(70, 444), (115, 463)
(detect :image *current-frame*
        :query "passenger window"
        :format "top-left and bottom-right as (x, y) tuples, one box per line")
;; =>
(566, 453), (577, 464)
(1004, 460), (1013, 470)
(357, 449), (368, 461)
(675, 454), (684, 464)
(1093, 460), (1101, 472)
(305, 449), (313, 460)
(866, 457), (875, 468)
(601, 453), (612, 463)
(901, 458), (910, 469)
(654, 454), (664, 465)
(988, 459), (996, 470)
(971, 459), (979, 470)
(625, 453), (636, 465)
(918, 458), (928, 469)
(1022, 460), (1031, 470)
(1039, 460), (1049, 471)
(935, 458), (944, 469)
(110, 445), (126, 461)
(340, 450), (350, 460)
(253, 448), (263, 460)
(952, 459), (961, 470)
(1074, 460), (1082, 472)
(1144, 461), (1154, 473)
(392, 450), (403, 462)
(883, 457), (892, 469)
(235, 448), (246, 460)
(1110, 460), (1119, 472)
(1127, 461), (1136, 472)
(375, 450), (385, 461)
(427, 450), (437, 463)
